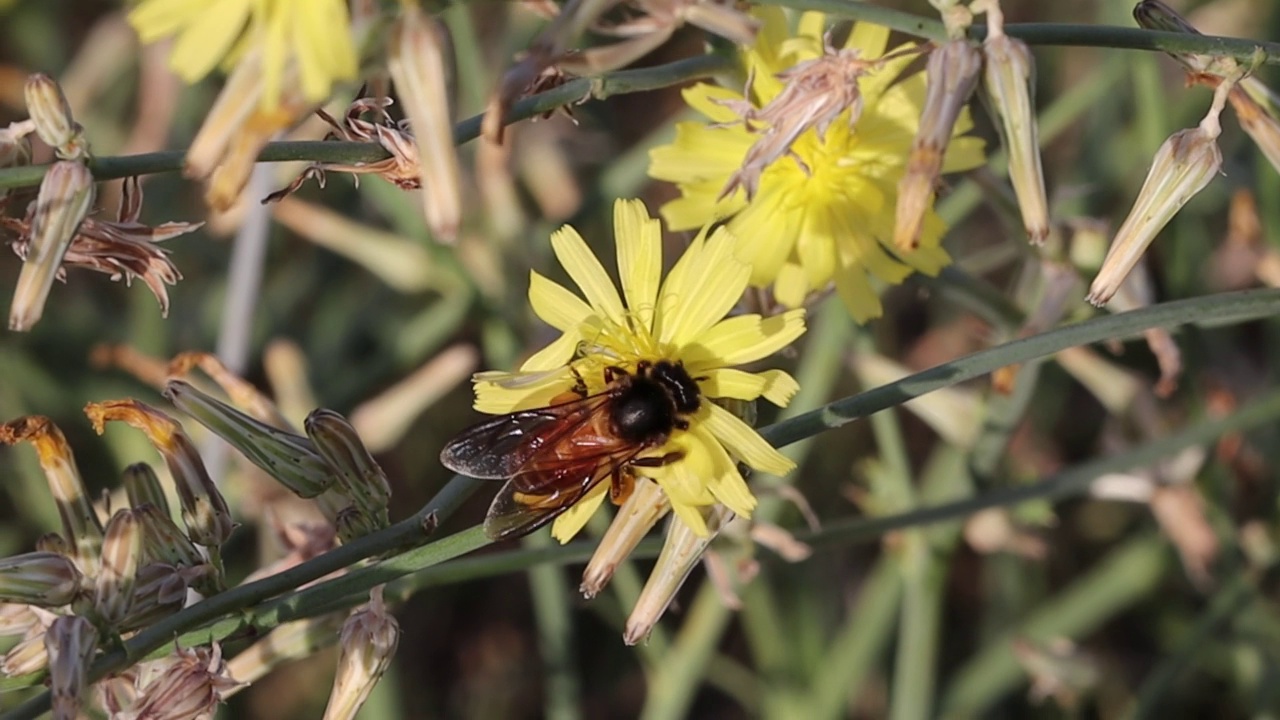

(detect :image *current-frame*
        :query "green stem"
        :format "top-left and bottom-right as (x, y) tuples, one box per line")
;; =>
(755, 0), (1280, 66)
(0, 54), (733, 191)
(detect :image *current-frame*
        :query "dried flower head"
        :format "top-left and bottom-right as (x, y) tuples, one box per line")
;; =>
(4, 177), (197, 318)
(388, 5), (463, 243)
(323, 587), (400, 720)
(7, 160), (95, 331)
(1088, 81), (1230, 306)
(118, 643), (243, 720)
(265, 98), (422, 203)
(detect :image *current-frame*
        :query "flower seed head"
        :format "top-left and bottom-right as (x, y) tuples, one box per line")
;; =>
(123, 643), (243, 720)
(624, 504), (735, 645)
(894, 39), (982, 251)
(9, 160), (96, 331)
(1088, 83), (1228, 306)
(581, 476), (669, 599)
(163, 380), (335, 498)
(85, 400), (235, 548)
(387, 5), (462, 243)
(304, 409), (391, 532)
(323, 587), (400, 720)
(45, 615), (98, 720)
(0, 417), (104, 574)
(0, 551), (83, 607)
(24, 74), (88, 160)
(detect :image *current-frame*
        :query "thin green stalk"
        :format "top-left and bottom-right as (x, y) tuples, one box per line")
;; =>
(0, 54), (733, 191)
(526, 531), (583, 720)
(638, 587), (737, 720)
(755, 0), (1280, 65)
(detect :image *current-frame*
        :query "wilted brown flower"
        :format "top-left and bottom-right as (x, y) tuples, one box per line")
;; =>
(323, 587), (400, 720)
(118, 643), (243, 720)
(4, 176), (198, 317)
(264, 98), (422, 204)
(720, 39), (921, 200)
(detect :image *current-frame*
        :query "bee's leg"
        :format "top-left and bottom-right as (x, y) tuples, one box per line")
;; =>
(610, 467), (636, 506)
(604, 365), (629, 386)
(632, 451), (684, 468)
(569, 364), (589, 397)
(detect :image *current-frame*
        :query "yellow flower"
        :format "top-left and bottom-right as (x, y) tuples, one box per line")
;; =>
(649, 8), (985, 321)
(128, 0), (357, 110)
(475, 199), (805, 540)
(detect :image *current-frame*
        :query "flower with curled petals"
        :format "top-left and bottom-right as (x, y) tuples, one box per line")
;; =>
(473, 198), (806, 541)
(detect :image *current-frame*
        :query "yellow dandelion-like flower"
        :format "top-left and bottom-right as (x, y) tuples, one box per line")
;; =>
(464, 199), (805, 542)
(127, 0), (357, 110)
(649, 8), (985, 321)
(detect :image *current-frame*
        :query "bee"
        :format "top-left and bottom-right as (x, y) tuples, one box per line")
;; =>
(440, 359), (701, 540)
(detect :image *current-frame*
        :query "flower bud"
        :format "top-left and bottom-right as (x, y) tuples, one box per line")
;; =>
(9, 160), (96, 331)
(581, 477), (669, 599)
(118, 563), (192, 631)
(0, 551), (82, 606)
(982, 14), (1048, 244)
(164, 380), (335, 498)
(323, 587), (400, 720)
(1088, 83), (1228, 306)
(387, 5), (462, 243)
(93, 509), (143, 627)
(0, 603), (40, 637)
(2, 624), (51, 677)
(123, 463), (171, 517)
(35, 532), (71, 556)
(894, 39), (982, 251)
(45, 614), (98, 720)
(124, 643), (243, 720)
(0, 417), (104, 574)
(24, 73), (88, 160)
(133, 504), (205, 571)
(305, 409), (390, 532)
(85, 400), (235, 548)
(624, 505), (735, 645)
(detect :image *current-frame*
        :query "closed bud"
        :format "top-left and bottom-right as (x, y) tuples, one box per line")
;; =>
(2, 623), (51, 677)
(133, 504), (205, 571)
(305, 409), (390, 531)
(35, 532), (71, 556)
(122, 643), (243, 720)
(388, 5), (462, 243)
(333, 504), (379, 544)
(45, 615), (98, 720)
(164, 380), (335, 498)
(0, 551), (83, 607)
(93, 509), (143, 627)
(24, 74), (88, 160)
(0, 417), (104, 574)
(894, 40), (982, 250)
(323, 587), (400, 720)
(624, 505), (735, 645)
(1132, 1), (1240, 78)
(118, 563), (191, 631)
(982, 3), (1048, 244)
(85, 400), (235, 548)
(581, 477), (669, 599)
(9, 160), (96, 331)
(123, 463), (171, 517)
(1088, 82), (1228, 306)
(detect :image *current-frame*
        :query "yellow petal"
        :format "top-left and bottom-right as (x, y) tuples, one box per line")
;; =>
(128, 0), (211, 40)
(550, 482), (609, 543)
(773, 262), (809, 309)
(520, 332), (581, 373)
(759, 369), (800, 407)
(682, 309), (805, 368)
(680, 84), (749, 125)
(657, 227), (750, 346)
(529, 270), (594, 333)
(833, 260), (883, 323)
(550, 224), (626, 325)
(702, 403), (794, 476)
(690, 424), (757, 519)
(165, 0), (253, 82)
(613, 199), (661, 331)
(697, 368), (766, 400)
(666, 497), (709, 537)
